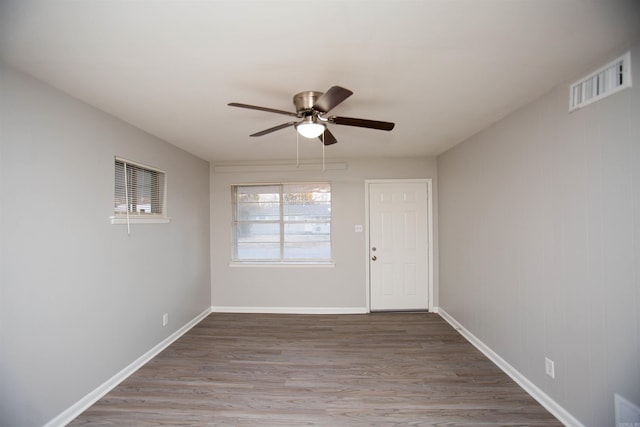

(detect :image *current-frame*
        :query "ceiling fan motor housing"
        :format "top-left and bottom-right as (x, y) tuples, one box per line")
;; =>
(293, 91), (322, 115)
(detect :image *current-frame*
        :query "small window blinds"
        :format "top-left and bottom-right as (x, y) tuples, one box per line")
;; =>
(112, 157), (167, 231)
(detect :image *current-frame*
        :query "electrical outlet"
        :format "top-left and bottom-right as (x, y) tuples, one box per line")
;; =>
(545, 357), (555, 379)
(162, 313), (169, 327)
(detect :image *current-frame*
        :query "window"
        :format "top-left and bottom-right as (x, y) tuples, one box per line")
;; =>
(232, 183), (331, 263)
(111, 157), (168, 224)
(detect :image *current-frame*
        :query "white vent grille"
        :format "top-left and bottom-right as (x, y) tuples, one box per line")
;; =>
(569, 51), (632, 111)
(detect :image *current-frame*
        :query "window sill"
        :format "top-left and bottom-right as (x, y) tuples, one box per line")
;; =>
(230, 261), (335, 268)
(110, 216), (171, 224)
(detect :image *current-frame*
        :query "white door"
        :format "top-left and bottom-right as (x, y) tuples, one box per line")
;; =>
(369, 181), (429, 311)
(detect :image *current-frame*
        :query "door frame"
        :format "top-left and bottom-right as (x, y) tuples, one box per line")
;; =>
(364, 179), (434, 313)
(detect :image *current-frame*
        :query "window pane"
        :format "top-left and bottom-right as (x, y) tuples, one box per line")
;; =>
(236, 221), (281, 259)
(283, 183), (330, 201)
(284, 223), (331, 240)
(283, 201), (331, 221)
(284, 242), (332, 260)
(236, 243), (281, 260)
(283, 183), (331, 222)
(236, 185), (280, 221)
(236, 222), (280, 240)
(237, 202), (279, 221)
(284, 223), (331, 260)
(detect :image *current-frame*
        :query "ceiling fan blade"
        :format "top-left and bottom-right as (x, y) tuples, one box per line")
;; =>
(312, 86), (353, 113)
(228, 102), (298, 117)
(319, 128), (338, 145)
(250, 122), (297, 137)
(330, 116), (395, 131)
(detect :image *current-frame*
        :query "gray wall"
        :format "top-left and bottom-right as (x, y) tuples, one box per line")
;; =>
(437, 42), (640, 426)
(210, 158), (437, 311)
(0, 63), (211, 427)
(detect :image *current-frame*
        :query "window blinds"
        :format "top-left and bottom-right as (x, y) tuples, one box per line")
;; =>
(114, 158), (166, 217)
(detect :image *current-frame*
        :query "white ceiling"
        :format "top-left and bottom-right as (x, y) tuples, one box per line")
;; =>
(1, 0), (639, 163)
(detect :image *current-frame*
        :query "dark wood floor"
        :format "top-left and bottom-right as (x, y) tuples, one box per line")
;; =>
(69, 312), (561, 426)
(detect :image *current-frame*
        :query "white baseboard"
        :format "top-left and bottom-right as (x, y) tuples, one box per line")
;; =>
(437, 307), (583, 427)
(44, 306), (212, 427)
(211, 306), (368, 314)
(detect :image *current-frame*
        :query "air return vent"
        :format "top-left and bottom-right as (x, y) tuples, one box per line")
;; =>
(569, 51), (632, 111)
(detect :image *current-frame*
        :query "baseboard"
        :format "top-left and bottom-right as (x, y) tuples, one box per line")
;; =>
(437, 307), (584, 427)
(44, 306), (212, 427)
(211, 306), (368, 314)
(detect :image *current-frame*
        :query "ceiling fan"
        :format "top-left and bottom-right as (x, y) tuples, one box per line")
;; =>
(228, 86), (395, 145)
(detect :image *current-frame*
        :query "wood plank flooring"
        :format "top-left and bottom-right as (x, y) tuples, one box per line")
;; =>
(69, 313), (561, 426)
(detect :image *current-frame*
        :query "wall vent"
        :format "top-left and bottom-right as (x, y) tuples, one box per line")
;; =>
(569, 51), (632, 111)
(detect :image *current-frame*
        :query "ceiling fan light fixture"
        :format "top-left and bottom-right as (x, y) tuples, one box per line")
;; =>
(296, 118), (325, 139)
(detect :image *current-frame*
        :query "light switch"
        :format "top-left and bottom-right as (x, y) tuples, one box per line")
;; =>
(355, 224), (363, 232)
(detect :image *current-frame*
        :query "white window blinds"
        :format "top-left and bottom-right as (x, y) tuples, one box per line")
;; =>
(112, 158), (168, 229)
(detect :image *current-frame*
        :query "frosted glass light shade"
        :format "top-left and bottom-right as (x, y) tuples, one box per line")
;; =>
(296, 122), (326, 139)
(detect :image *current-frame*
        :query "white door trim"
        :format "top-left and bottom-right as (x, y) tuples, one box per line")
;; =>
(364, 179), (434, 312)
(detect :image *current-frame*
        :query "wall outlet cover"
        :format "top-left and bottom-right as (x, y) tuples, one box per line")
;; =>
(545, 357), (555, 379)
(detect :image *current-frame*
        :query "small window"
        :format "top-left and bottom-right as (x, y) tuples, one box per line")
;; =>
(111, 157), (168, 224)
(232, 182), (332, 263)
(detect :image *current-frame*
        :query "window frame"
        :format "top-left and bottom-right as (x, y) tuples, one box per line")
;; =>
(231, 182), (333, 265)
(110, 156), (170, 225)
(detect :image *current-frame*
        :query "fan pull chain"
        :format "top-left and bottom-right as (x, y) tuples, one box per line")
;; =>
(296, 131), (300, 168)
(322, 132), (325, 172)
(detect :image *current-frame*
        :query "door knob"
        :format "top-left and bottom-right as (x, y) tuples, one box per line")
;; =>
(371, 256), (377, 261)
